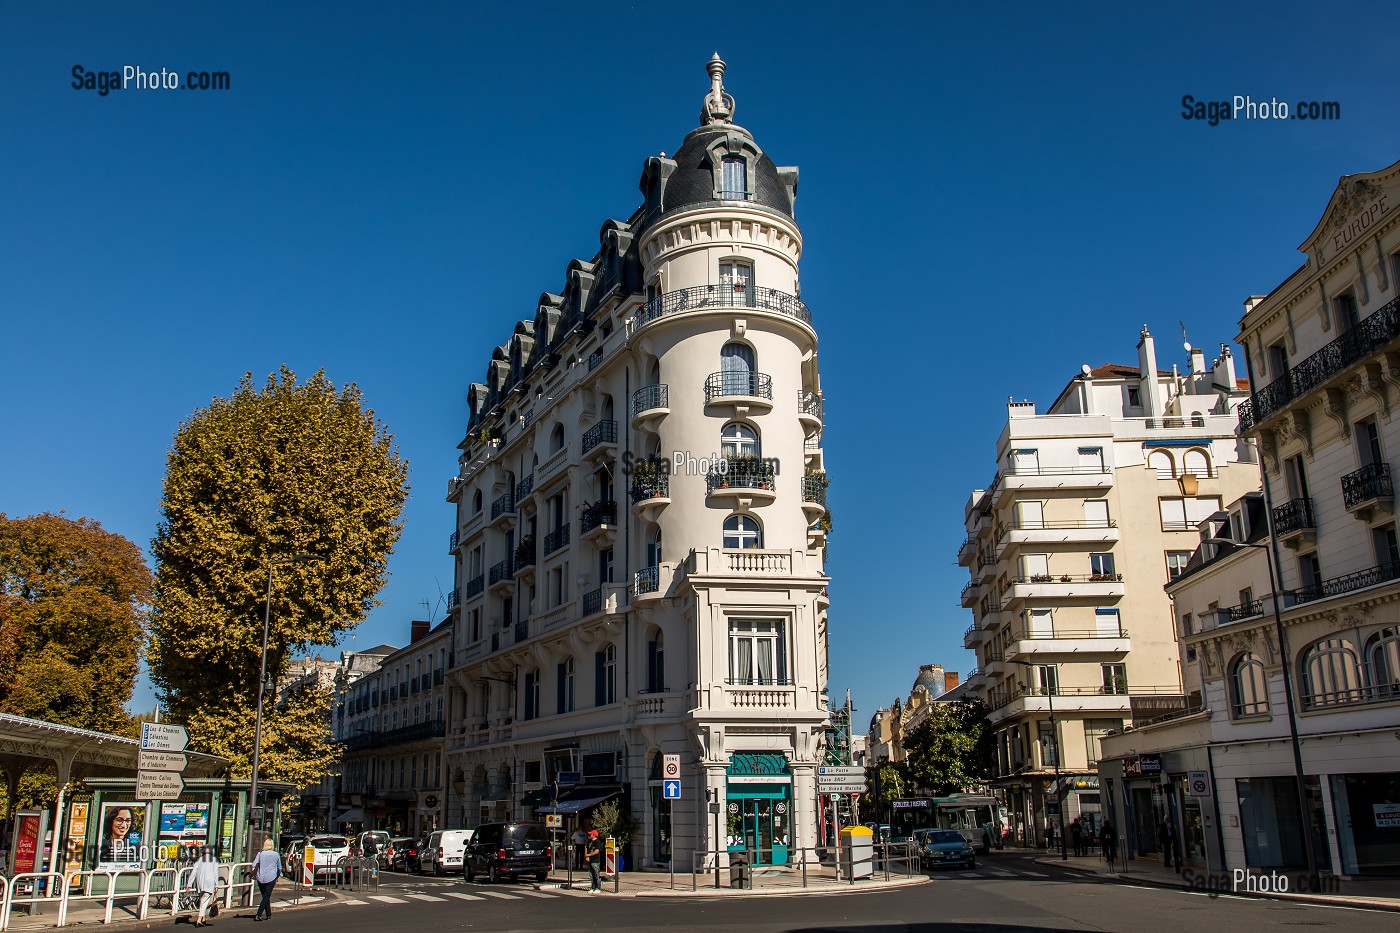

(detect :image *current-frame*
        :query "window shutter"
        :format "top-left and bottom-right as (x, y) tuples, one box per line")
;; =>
(595, 651), (606, 706)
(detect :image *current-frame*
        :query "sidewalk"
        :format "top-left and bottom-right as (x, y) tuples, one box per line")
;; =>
(1, 882), (351, 931)
(1039, 853), (1400, 912)
(539, 862), (930, 898)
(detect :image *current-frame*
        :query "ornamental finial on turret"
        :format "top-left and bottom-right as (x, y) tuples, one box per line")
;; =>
(700, 52), (735, 126)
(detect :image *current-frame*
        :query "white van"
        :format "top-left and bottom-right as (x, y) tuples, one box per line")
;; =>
(422, 829), (474, 876)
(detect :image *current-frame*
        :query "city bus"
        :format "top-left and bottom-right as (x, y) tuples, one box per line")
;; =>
(890, 795), (1002, 853)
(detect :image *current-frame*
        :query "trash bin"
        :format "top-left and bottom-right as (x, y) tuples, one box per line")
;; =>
(840, 826), (874, 880)
(729, 850), (749, 889)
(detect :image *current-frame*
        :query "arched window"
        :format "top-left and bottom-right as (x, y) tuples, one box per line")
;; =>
(1229, 653), (1270, 717)
(1183, 448), (1211, 478)
(721, 422), (760, 459)
(647, 628), (665, 693)
(720, 342), (756, 395)
(1148, 449), (1175, 479)
(647, 530), (662, 568)
(1301, 637), (1362, 709)
(472, 489), (483, 513)
(723, 514), (763, 549)
(1366, 628), (1400, 700)
(596, 644), (617, 706)
(550, 423), (565, 454)
(602, 395), (614, 423)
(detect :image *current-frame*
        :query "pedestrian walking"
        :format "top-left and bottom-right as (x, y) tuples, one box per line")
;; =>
(252, 838), (281, 921)
(190, 848), (220, 926)
(1158, 817), (1177, 868)
(1099, 819), (1119, 866)
(1045, 821), (1056, 851)
(584, 830), (602, 892)
(572, 826), (588, 869)
(1070, 818), (1084, 857)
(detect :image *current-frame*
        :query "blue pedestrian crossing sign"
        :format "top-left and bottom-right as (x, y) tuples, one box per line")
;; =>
(663, 779), (682, 799)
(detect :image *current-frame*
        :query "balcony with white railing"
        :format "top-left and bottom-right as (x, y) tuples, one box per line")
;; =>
(1004, 626), (1131, 661)
(997, 520), (1120, 555)
(633, 690), (688, 719)
(1004, 574), (1125, 609)
(986, 686), (1184, 724)
(994, 465), (1113, 506)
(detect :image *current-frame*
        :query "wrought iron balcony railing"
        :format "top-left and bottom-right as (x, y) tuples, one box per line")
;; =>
(490, 491), (515, 520)
(634, 565), (659, 595)
(798, 391), (824, 421)
(1342, 462), (1393, 510)
(582, 420), (618, 454)
(465, 574), (484, 598)
(1288, 561), (1400, 606)
(515, 474), (534, 501)
(581, 587), (603, 616)
(513, 537), (536, 568)
(446, 587), (460, 609)
(633, 284), (812, 330)
(630, 473), (670, 503)
(707, 460), (776, 493)
(543, 525), (570, 555)
(802, 474), (827, 507)
(581, 499), (617, 533)
(488, 559), (513, 585)
(705, 371), (773, 402)
(1271, 497), (1316, 535)
(1240, 295), (1400, 430)
(631, 383), (669, 419)
(448, 529), (460, 552)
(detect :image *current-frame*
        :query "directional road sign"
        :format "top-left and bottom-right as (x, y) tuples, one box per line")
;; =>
(136, 770), (185, 799)
(662, 779), (682, 800)
(140, 722), (189, 752)
(816, 766), (864, 777)
(138, 750), (188, 772)
(818, 782), (868, 793)
(663, 754), (680, 779)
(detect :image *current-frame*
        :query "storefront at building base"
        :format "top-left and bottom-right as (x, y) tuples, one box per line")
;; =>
(726, 752), (792, 866)
(993, 771), (1098, 848)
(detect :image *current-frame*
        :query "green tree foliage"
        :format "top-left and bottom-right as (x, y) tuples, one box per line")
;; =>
(590, 798), (640, 844)
(902, 697), (995, 796)
(0, 512), (152, 733)
(149, 368), (408, 787)
(866, 762), (909, 812)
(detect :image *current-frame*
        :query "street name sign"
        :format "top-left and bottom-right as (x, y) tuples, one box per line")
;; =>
(138, 750), (188, 772)
(816, 766), (864, 777)
(140, 722), (189, 752)
(818, 781), (868, 792)
(136, 770), (185, 799)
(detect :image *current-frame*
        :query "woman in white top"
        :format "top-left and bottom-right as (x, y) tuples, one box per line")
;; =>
(190, 849), (220, 926)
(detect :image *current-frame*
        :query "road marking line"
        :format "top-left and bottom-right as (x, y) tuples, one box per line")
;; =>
(367, 895), (408, 904)
(1019, 871), (1049, 877)
(443, 892), (484, 900)
(515, 890), (556, 898)
(339, 899), (367, 905)
(956, 871), (981, 878)
(986, 869), (1016, 877)
(476, 890), (522, 899)
(404, 893), (447, 902)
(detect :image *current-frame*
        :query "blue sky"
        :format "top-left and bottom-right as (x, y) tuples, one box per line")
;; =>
(4, 1), (1399, 729)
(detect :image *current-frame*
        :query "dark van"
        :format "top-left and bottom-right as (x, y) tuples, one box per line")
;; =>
(463, 821), (552, 883)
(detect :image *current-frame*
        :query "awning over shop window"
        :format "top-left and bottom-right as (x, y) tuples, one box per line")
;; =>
(536, 789), (619, 815)
(519, 788), (551, 808)
(335, 808), (365, 824)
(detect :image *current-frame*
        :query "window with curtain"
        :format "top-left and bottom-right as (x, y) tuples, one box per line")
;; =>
(720, 342), (756, 394)
(721, 156), (748, 199)
(729, 619), (785, 685)
(723, 514), (762, 549)
(1367, 628), (1400, 698)
(721, 422), (760, 458)
(1230, 654), (1270, 717)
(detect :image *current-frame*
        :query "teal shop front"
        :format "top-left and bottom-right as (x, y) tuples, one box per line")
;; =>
(726, 752), (791, 866)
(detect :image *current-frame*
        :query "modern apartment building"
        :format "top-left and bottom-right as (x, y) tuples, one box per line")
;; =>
(335, 620), (453, 837)
(442, 56), (830, 867)
(1102, 160), (1400, 879)
(959, 330), (1259, 846)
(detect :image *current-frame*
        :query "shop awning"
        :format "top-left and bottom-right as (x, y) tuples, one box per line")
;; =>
(536, 789), (618, 815)
(519, 788), (551, 808)
(335, 808), (365, 824)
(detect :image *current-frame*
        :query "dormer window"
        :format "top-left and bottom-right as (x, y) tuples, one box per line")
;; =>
(721, 156), (748, 199)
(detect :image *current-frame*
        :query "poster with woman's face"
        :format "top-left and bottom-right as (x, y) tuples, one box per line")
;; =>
(96, 802), (147, 867)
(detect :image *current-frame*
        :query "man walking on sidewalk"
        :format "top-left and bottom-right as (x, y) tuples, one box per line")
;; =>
(1158, 817), (1177, 868)
(1100, 819), (1118, 866)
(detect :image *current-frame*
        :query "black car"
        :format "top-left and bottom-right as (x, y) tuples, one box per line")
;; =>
(405, 837), (428, 874)
(463, 821), (552, 883)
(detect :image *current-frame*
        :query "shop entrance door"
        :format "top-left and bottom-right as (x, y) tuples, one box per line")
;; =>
(729, 797), (790, 865)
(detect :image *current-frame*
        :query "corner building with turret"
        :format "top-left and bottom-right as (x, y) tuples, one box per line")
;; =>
(442, 56), (830, 868)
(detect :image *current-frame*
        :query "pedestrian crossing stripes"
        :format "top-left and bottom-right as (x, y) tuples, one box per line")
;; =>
(1021, 871), (1049, 877)
(475, 890), (523, 900)
(367, 895), (409, 904)
(443, 891), (484, 900)
(986, 869), (1017, 877)
(404, 893), (448, 902)
(515, 890), (557, 898)
(339, 899), (367, 905)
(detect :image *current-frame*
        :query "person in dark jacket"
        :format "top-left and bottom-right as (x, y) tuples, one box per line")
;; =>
(1070, 818), (1084, 857)
(1158, 817), (1177, 868)
(1099, 819), (1119, 865)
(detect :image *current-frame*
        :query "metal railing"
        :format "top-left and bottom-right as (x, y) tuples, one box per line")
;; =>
(631, 383), (669, 418)
(798, 391), (823, 421)
(634, 566), (659, 595)
(1288, 561), (1400, 605)
(581, 499), (617, 533)
(707, 460), (776, 493)
(582, 587), (603, 616)
(1302, 682), (1400, 710)
(514, 537), (537, 568)
(1272, 497), (1316, 535)
(489, 559), (513, 585)
(582, 420), (618, 453)
(1240, 295), (1400, 431)
(633, 284), (813, 330)
(1011, 626), (1127, 639)
(1014, 573), (1123, 584)
(802, 474), (827, 507)
(448, 529), (460, 551)
(544, 525), (570, 554)
(516, 474), (534, 500)
(1004, 464), (1112, 477)
(490, 491), (515, 519)
(630, 473), (669, 503)
(680, 843), (921, 891)
(465, 574), (484, 598)
(1342, 462), (1392, 510)
(447, 587), (461, 609)
(705, 371), (773, 402)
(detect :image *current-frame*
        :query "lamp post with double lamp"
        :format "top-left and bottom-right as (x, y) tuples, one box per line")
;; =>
(247, 552), (324, 864)
(1204, 532), (1319, 883)
(1017, 660), (1067, 861)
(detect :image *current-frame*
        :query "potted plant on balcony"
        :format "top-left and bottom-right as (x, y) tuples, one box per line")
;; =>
(514, 536), (535, 564)
(1059, 574), (1073, 582)
(1030, 573), (1054, 583)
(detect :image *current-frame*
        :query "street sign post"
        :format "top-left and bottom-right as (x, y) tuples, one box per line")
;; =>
(140, 723), (189, 752)
(663, 754), (680, 779)
(663, 779), (681, 800)
(137, 750), (188, 772)
(816, 766), (864, 777)
(135, 771), (185, 799)
(545, 814), (562, 828)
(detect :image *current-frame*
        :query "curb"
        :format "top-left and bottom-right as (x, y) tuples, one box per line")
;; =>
(8, 887), (354, 932)
(535, 874), (929, 898)
(1037, 858), (1400, 913)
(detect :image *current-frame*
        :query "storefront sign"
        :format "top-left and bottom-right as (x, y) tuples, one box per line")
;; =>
(64, 799), (90, 880)
(1374, 803), (1400, 829)
(1123, 754), (1163, 777)
(424, 795), (439, 809)
(728, 775), (792, 784)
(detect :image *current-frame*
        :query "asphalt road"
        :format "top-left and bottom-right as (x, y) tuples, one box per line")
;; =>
(246, 852), (1398, 933)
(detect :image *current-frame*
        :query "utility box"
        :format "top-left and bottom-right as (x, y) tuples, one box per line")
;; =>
(840, 825), (873, 880)
(729, 849), (749, 889)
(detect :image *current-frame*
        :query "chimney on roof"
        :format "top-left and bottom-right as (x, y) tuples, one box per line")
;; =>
(1137, 325), (1162, 417)
(1214, 344), (1238, 392)
(1190, 345), (1206, 376)
(410, 619), (430, 643)
(944, 672), (960, 692)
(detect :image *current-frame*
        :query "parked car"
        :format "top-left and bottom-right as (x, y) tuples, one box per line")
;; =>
(464, 821), (551, 884)
(385, 836), (416, 871)
(920, 829), (976, 869)
(405, 836), (428, 874)
(423, 829), (474, 876)
(286, 834), (354, 879)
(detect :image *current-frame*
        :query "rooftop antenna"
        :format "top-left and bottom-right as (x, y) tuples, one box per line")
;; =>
(1180, 321), (1192, 357)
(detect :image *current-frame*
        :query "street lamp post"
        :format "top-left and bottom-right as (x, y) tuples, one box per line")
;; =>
(247, 552), (323, 864)
(1204, 531), (1319, 882)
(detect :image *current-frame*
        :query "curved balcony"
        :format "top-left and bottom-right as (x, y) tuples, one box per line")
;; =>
(631, 284), (813, 335)
(707, 459), (777, 506)
(1271, 497), (1316, 548)
(581, 420), (618, 462)
(630, 473), (670, 521)
(631, 384), (669, 432)
(801, 473), (827, 523)
(1004, 627), (1131, 661)
(580, 499), (618, 546)
(704, 371), (774, 415)
(797, 391), (824, 437)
